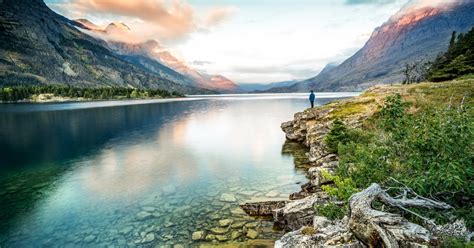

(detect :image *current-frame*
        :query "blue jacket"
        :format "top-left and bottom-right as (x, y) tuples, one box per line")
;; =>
(309, 92), (315, 102)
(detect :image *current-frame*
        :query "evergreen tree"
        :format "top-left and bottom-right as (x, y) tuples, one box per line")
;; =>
(428, 27), (474, 81)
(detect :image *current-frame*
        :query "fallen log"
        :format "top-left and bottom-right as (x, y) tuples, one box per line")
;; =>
(348, 183), (452, 248)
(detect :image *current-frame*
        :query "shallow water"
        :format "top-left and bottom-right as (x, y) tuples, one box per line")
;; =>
(0, 93), (357, 247)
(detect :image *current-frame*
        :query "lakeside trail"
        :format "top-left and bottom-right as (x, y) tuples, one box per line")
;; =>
(240, 78), (473, 247)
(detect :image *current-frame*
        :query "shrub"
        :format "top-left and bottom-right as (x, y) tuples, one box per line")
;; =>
(324, 119), (349, 153)
(314, 202), (347, 220)
(440, 237), (474, 248)
(333, 94), (473, 227)
(324, 119), (373, 154)
(320, 170), (358, 201)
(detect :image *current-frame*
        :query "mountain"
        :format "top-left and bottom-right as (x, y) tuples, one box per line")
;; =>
(238, 80), (300, 92)
(0, 0), (208, 94)
(101, 40), (197, 87)
(75, 19), (102, 31)
(75, 19), (239, 93)
(267, 0), (474, 92)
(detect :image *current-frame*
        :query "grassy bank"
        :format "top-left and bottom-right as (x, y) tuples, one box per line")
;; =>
(311, 78), (473, 243)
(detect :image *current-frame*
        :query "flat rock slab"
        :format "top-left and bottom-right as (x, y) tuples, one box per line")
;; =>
(273, 194), (325, 231)
(240, 199), (288, 216)
(220, 193), (237, 202)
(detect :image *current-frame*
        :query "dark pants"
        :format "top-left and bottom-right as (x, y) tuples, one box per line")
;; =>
(310, 101), (314, 108)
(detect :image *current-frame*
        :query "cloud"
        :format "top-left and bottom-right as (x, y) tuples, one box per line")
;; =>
(401, 0), (459, 10)
(190, 60), (214, 66)
(345, 0), (396, 5)
(205, 7), (237, 27)
(390, 0), (461, 21)
(68, 0), (195, 41)
(53, 0), (235, 43)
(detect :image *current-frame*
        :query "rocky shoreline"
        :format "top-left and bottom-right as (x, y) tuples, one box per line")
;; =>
(240, 83), (472, 247)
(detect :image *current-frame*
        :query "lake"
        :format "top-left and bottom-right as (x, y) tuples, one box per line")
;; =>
(0, 93), (358, 247)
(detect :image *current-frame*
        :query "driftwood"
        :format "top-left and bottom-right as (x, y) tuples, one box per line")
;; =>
(348, 183), (452, 248)
(275, 182), (462, 247)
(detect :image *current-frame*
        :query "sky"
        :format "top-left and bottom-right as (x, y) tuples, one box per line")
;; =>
(46, 0), (412, 84)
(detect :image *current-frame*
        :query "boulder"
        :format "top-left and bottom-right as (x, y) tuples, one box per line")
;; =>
(275, 217), (363, 248)
(240, 200), (288, 216)
(273, 194), (325, 231)
(308, 160), (338, 187)
(313, 216), (332, 229)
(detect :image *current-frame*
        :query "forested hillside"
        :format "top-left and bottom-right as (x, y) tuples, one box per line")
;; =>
(428, 28), (474, 81)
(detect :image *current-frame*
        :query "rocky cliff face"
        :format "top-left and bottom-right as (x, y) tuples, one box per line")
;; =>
(268, 0), (474, 92)
(0, 0), (207, 94)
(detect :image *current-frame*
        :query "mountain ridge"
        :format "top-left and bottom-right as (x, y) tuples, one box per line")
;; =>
(264, 0), (474, 92)
(74, 19), (239, 93)
(0, 0), (211, 94)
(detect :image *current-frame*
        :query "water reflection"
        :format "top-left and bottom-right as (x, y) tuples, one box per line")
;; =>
(0, 94), (355, 246)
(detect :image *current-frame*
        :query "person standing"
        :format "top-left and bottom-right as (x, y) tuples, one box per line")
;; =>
(309, 90), (315, 108)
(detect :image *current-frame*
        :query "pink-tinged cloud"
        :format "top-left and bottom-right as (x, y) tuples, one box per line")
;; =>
(70, 0), (194, 40)
(61, 0), (235, 42)
(392, 0), (461, 20)
(205, 7), (238, 27)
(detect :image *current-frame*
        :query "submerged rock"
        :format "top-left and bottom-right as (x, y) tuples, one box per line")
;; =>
(119, 226), (134, 234)
(218, 219), (233, 227)
(231, 221), (246, 229)
(220, 193), (237, 202)
(142, 206), (156, 212)
(265, 190), (280, 198)
(210, 227), (228, 235)
(215, 235), (228, 241)
(244, 222), (259, 228)
(240, 200), (287, 216)
(239, 190), (258, 196)
(230, 207), (246, 215)
(231, 231), (242, 240)
(83, 235), (96, 243)
(192, 231), (205, 241)
(143, 233), (155, 243)
(162, 185), (176, 195)
(246, 229), (259, 239)
(205, 234), (216, 241)
(136, 211), (153, 220)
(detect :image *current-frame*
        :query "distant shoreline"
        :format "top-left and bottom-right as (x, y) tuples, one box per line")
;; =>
(0, 95), (181, 104)
(0, 86), (185, 104)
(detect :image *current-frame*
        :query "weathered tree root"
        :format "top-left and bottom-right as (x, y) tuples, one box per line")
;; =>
(348, 183), (452, 248)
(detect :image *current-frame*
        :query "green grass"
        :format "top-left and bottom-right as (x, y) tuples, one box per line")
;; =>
(315, 79), (473, 247)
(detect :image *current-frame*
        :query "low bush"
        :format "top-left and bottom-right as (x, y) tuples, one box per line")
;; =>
(324, 94), (473, 228)
(314, 202), (347, 221)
